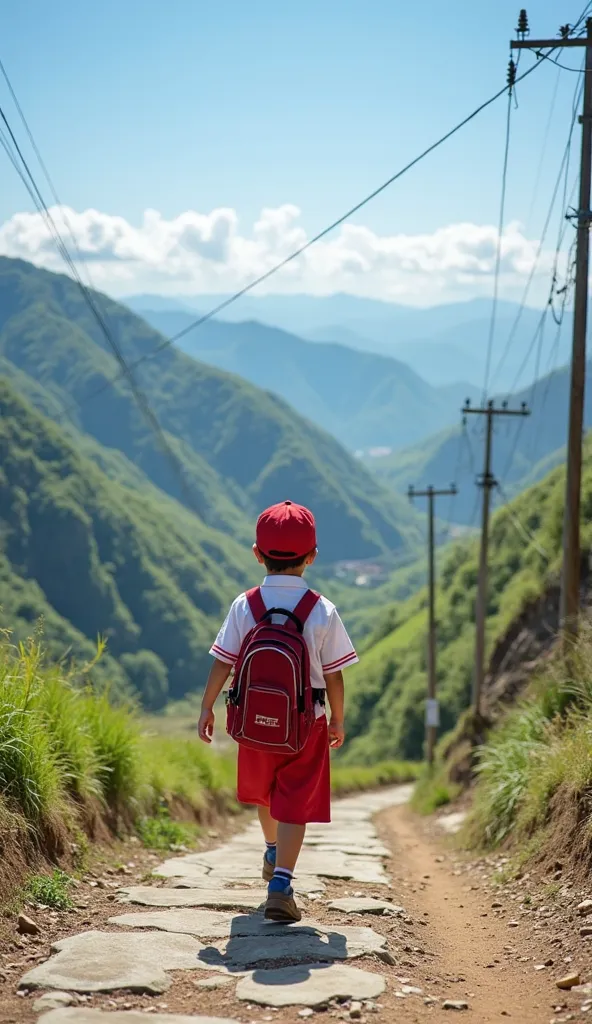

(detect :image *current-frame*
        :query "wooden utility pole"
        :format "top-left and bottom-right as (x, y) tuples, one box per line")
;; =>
(462, 400), (530, 715)
(408, 483), (457, 766)
(512, 16), (592, 636)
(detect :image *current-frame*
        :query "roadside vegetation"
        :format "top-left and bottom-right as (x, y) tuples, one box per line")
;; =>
(0, 629), (419, 906)
(464, 625), (592, 866)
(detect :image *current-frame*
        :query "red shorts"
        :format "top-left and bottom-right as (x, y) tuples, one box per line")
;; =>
(236, 717), (331, 824)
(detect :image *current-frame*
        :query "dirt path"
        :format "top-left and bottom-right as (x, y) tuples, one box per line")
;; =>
(379, 804), (549, 1021)
(379, 803), (592, 1024)
(2, 790), (591, 1023)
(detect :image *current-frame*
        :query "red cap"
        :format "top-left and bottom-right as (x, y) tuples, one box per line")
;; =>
(256, 500), (317, 559)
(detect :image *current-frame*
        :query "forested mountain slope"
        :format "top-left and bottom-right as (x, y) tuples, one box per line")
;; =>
(0, 257), (419, 563)
(0, 378), (256, 708)
(138, 308), (476, 452)
(341, 443), (585, 763)
(367, 362), (582, 524)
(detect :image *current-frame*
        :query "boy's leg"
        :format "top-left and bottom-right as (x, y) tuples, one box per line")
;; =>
(276, 821), (305, 873)
(258, 805), (278, 844)
(258, 805), (278, 882)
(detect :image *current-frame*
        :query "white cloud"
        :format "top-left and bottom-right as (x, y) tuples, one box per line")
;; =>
(0, 203), (559, 306)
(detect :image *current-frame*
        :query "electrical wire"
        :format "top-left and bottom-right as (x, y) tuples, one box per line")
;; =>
(56, 47), (564, 415)
(482, 81), (514, 403)
(525, 65), (562, 233)
(0, 99), (197, 510)
(489, 71), (583, 393)
(496, 482), (549, 560)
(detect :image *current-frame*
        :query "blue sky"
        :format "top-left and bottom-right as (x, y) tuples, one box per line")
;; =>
(0, 0), (587, 303)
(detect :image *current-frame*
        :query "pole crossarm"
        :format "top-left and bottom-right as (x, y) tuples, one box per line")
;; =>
(511, 38), (589, 48)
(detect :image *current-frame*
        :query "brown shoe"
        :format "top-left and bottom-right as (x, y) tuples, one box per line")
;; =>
(262, 852), (275, 883)
(264, 889), (302, 923)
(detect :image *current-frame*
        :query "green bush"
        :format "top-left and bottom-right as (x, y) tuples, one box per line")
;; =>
(467, 627), (592, 852)
(26, 870), (73, 910)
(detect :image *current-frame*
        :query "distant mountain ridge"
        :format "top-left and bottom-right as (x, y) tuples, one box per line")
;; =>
(124, 292), (564, 392)
(134, 307), (479, 452)
(366, 359), (585, 524)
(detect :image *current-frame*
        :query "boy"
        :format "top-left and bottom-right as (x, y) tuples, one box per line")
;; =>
(198, 499), (358, 923)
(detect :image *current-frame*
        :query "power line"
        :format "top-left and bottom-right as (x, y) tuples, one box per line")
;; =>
(496, 482), (549, 561)
(482, 67), (515, 402)
(525, 65), (562, 233)
(0, 97), (197, 511)
(58, 47), (563, 415)
(489, 71), (583, 393)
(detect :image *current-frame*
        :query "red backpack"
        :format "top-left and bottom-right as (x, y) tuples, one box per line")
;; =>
(226, 586), (320, 754)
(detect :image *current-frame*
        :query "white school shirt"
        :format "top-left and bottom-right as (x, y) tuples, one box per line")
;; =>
(210, 575), (359, 711)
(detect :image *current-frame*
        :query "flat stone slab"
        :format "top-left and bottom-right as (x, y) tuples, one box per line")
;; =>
(109, 909), (331, 938)
(204, 926), (386, 970)
(303, 844), (390, 858)
(235, 962), (386, 1007)
(328, 897), (404, 915)
(118, 886), (266, 911)
(108, 909), (386, 967)
(20, 930), (229, 994)
(172, 874), (324, 896)
(38, 1011), (238, 1024)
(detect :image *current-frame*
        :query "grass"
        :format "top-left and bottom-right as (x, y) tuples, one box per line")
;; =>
(1, 630), (417, 895)
(465, 624), (592, 859)
(136, 809), (199, 850)
(0, 632), (237, 851)
(26, 869), (73, 910)
(411, 770), (461, 815)
(331, 759), (421, 795)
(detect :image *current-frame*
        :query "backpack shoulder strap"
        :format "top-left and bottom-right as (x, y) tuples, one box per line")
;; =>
(292, 589), (321, 628)
(246, 587), (267, 623)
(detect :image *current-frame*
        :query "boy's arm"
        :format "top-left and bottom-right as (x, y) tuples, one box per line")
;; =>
(324, 670), (345, 748)
(198, 659), (233, 743)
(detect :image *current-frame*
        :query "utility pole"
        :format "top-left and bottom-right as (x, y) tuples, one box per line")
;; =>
(463, 399), (530, 715)
(511, 14), (592, 636)
(408, 483), (457, 766)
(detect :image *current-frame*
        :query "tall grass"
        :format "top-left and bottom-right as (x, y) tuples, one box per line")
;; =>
(467, 624), (592, 852)
(0, 634), (236, 847)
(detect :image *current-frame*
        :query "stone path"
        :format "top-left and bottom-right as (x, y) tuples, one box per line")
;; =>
(18, 786), (412, 1022)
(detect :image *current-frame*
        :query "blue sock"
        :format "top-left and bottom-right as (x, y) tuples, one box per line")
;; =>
(264, 842), (277, 865)
(268, 867), (293, 893)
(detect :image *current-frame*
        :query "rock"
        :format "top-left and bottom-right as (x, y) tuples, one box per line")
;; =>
(443, 1000), (469, 1011)
(401, 985), (423, 995)
(508, 921), (519, 928)
(298, 1011), (314, 1019)
(19, 929), (230, 994)
(235, 963), (386, 1007)
(578, 900), (592, 917)
(117, 886), (266, 911)
(199, 925), (386, 969)
(17, 914), (40, 936)
(328, 898), (403, 916)
(375, 949), (397, 965)
(33, 991), (74, 1011)
(491, 902), (503, 909)
(580, 926), (592, 937)
(556, 974), (581, 990)
(193, 977), (233, 990)
(35, 1011), (238, 1023)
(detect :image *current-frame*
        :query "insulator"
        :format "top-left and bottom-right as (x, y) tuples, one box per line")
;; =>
(517, 9), (529, 38)
(507, 58), (517, 88)
(559, 23), (571, 40)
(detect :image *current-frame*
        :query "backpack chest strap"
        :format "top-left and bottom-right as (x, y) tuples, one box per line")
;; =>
(246, 586), (321, 629)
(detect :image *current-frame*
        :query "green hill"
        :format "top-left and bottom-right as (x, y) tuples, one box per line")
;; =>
(366, 363), (582, 524)
(341, 441), (588, 763)
(0, 257), (419, 563)
(0, 377), (258, 708)
(137, 308), (477, 452)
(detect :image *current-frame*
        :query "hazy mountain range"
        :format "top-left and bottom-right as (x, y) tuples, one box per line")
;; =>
(126, 292), (569, 393)
(132, 307), (480, 452)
